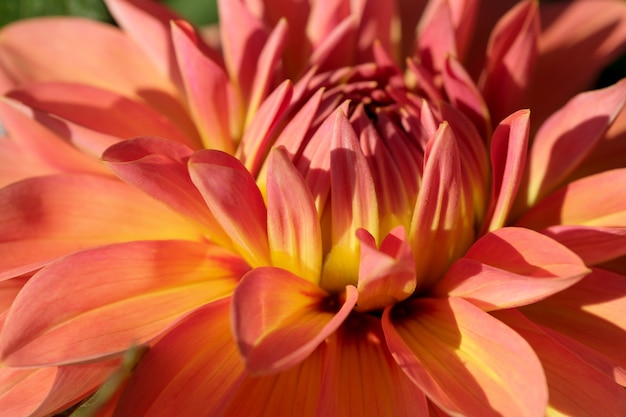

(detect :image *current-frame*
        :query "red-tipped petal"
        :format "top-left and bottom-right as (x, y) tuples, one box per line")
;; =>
(0, 240), (247, 366)
(232, 267), (357, 374)
(171, 21), (233, 152)
(433, 227), (589, 310)
(520, 267), (626, 383)
(495, 308), (626, 416)
(520, 80), (626, 208)
(382, 297), (548, 417)
(0, 174), (202, 280)
(410, 122), (468, 288)
(317, 314), (428, 417)
(267, 148), (322, 283)
(480, 0), (539, 124)
(114, 299), (246, 417)
(355, 227), (416, 312)
(320, 109), (379, 292)
(189, 150), (270, 267)
(483, 110), (530, 232)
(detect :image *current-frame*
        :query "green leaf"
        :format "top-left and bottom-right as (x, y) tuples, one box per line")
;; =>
(161, 0), (218, 25)
(0, 0), (112, 27)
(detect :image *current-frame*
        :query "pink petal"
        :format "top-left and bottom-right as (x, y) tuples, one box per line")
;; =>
(355, 227), (416, 312)
(433, 227), (589, 310)
(104, 0), (181, 81)
(354, 0), (397, 63)
(0, 173), (203, 280)
(236, 80), (292, 177)
(0, 101), (109, 178)
(232, 267), (357, 374)
(221, 345), (325, 417)
(441, 55), (491, 138)
(382, 297), (548, 417)
(520, 267), (626, 383)
(320, 109), (379, 293)
(267, 148), (322, 283)
(309, 15), (358, 71)
(171, 21), (232, 152)
(519, 80), (626, 208)
(480, 0), (539, 124)
(113, 299), (246, 417)
(416, 0), (456, 73)
(102, 137), (231, 246)
(189, 150), (270, 267)
(409, 122), (469, 289)
(483, 109), (530, 232)
(6, 82), (196, 152)
(495, 308), (626, 415)
(530, 0), (626, 124)
(217, 0), (268, 104)
(0, 240), (247, 366)
(317, 314), (428, 417)
(516, 168), (626, 229)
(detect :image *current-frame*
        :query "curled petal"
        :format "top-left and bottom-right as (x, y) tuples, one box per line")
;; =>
(232, 267), (357, 374)
(318, 314), (428, 417)
(355, 227), (416, 312)
(0, 240), (247, 366)
(382, 297), (548, 417)
(519, 80), (626, 209)
(267, 148), (322, 283)
(433, 227), (589, 310)
(483, 109), (530, 232)
(114, 299), (246, 417)
(189, 150), (270, 267)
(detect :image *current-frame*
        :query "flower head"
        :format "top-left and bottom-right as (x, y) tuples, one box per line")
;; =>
(1, 1), (626, 416)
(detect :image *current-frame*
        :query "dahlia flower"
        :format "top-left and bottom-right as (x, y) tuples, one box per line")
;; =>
(1, 0), (626, 416)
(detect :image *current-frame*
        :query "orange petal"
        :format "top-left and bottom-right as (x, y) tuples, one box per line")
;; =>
(433, 227), (589, 310)
(232, 267), (357, 374)
(517, 168), (626, 230)
(0, 240), (247, 366)
(0, 173), (203, 280)
(6, 82), (196, 153)
(480, 0), (539, 124)
(320, 109), (379, 292)
(317, 314), (428, 417)
(483, 110), (530, 232)
(189, 150), (270, 267)
(520, 267), (626, 384)
(382, 297), (548, 417)
(222, 345), (325, 417)
(541, 225), (626, 265)
(0, 17), (189, 126)
(495, 309), (626, 416)
(0, 367), (57, 417)
(520, 80), (626, 208)
(267, 148), (322, 283)
(355, 227), (416, 312)
(113, 299), (246, 417)
(171, 21), (233, 152)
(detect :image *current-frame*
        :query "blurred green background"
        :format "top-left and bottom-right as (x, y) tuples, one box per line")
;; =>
(0, 0), (218, 27)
